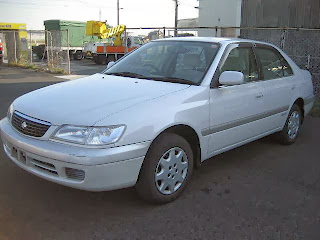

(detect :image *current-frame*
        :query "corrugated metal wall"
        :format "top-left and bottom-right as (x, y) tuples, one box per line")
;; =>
(241, 0), (320, 28)
(241, 0), (320, 96)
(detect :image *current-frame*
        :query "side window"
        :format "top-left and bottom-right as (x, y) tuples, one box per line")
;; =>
(255, 47), (293, 80)
(220, 47), (259, 83)
(281, 57), (293, 77)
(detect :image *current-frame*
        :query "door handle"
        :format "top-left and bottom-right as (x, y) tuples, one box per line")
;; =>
(292, 85), (296, 90)
(256, 94), (263, 99)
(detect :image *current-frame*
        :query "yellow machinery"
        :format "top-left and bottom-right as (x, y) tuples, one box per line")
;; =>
(85, 21), (108, 39)
(106, 24), (126, 46)
(85, 21), (141, 65)
(85, 21), (125, 46)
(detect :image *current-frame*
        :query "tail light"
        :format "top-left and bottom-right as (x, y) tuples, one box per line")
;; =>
(0, 42), (3, 52)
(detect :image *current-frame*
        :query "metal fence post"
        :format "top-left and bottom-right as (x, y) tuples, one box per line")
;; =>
(307, 55), (311, 69)
(66, 29), (71, 74)
(163, 27), (166, 38)
(13, 31), (17, 63)
(46, 31), (50, 67)
(280, 29), (286, 50)
(29, 30), (32, 64)
(125, 28), (128, 53)
(49, 31), (53, 66)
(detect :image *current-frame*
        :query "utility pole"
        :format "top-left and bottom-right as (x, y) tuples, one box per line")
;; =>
(99, 8), (101, 21)
(174, 0), (178, 37)
(117, 0), (120, 25)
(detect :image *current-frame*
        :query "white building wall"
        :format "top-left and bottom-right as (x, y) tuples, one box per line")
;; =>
(198, 0), (242, 37)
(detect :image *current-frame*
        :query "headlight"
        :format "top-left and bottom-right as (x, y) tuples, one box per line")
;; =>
(51, 125), (126, 146)
(7, 104), (13, 121)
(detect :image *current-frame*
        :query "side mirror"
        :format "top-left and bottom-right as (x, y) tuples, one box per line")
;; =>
(219, 71), (244, 86)
(107, 61), (115, 69)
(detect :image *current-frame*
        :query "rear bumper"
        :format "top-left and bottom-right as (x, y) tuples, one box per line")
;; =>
(0, 118), (149, 191)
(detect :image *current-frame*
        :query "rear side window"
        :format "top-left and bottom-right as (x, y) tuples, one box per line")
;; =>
(255, 47), (293, 80)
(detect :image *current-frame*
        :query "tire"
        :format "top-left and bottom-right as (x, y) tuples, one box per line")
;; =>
(136, 133), (194, 204)
(93, 55), (99, 64)
(106, 54), (116, 64)
(277, 104), (302, 145)
(73, 51), (83, 60)
(98, 55), (107, 65)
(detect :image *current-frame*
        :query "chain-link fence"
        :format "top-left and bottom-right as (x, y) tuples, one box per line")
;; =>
(1, 26), (319, 96)
(239, 27), (320, 96)
(0, 30), (70, 74)
(126, 26), (320, 96)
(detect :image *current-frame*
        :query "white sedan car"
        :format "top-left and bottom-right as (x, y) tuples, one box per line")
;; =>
(0, 37), (315, 203)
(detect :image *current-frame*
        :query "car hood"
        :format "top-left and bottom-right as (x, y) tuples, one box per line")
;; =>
(13, 74), (190, 126)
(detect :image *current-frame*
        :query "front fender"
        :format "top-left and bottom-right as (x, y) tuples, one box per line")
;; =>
(96, 86), (210, 152)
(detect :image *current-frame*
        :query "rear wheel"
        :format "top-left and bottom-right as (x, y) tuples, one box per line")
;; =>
(136, 133), (194, 204)
(73, 51), (83, 60)
(98, 55), (107, 65)
(93, 55), (99, 64)
(277, 104), (302, 145)
(106, 54), (116, 64)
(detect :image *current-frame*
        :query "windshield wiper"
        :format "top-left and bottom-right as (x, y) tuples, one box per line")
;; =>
(105, 72), (197, 85)
(151, 77), (197, 85)
(105, 72), (149, 79)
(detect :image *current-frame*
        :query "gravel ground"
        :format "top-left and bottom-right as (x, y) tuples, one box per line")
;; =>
(0, 66), (320, 240)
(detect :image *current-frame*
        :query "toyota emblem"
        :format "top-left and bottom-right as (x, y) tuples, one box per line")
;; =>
(21, 121), (27, 129)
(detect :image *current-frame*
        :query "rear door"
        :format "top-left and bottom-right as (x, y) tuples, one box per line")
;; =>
(253, 44), (296, 131)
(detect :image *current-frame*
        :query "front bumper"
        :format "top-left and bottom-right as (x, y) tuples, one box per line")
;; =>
(0, 118), (149, 191)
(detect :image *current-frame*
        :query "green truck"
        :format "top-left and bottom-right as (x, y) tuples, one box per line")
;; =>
(44, 20), (100, 60)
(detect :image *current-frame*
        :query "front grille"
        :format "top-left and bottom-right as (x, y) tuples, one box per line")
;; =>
(11, 111), (51, 137)
(29, 158), (58, 176)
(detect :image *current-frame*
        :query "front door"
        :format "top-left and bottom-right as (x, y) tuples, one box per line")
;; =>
(207, 43), (266, 155)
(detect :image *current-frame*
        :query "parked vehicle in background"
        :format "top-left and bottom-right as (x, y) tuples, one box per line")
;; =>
(0, 38), (3, 64)
(86, 22), (143, 64)
(0, 37), (315, 204)
(44, 20), (101, 60)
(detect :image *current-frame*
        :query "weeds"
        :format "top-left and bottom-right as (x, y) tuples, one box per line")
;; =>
(8, 61), (67, 75)
(310, 97), (320, 117)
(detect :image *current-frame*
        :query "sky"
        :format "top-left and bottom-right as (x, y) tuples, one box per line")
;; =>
(0, 0), (199, 30)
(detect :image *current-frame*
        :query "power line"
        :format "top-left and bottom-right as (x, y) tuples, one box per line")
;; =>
(0, 0), (116, 9)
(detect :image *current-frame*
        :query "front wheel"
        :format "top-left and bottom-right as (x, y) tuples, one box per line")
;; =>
(136, 133), (194, 204)
(277, 104), (302, 145)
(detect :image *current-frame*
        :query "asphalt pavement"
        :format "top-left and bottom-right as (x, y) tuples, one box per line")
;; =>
(0, 66), (320, 240)
(71, 59), (106, 75)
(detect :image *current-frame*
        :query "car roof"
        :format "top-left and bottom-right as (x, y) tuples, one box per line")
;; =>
(154, 37), (231, 43)
(154, 37), (274, 47)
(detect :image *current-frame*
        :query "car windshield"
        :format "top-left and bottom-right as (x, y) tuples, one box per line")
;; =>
(104, 40), (220, 85)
